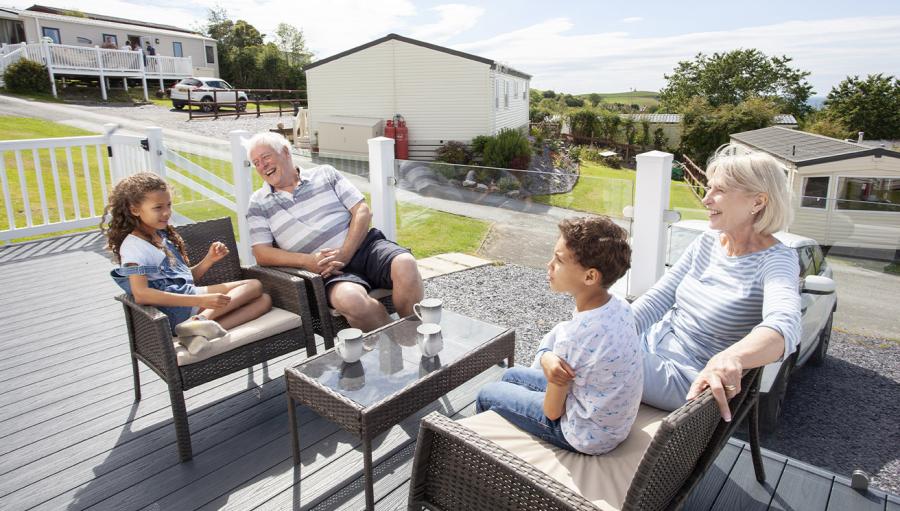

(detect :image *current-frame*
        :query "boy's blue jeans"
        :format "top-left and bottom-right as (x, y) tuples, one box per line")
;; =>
(475, 366), (577, 452)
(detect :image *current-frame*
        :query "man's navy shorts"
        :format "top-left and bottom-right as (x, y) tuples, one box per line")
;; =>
(324, 228), (410, 299)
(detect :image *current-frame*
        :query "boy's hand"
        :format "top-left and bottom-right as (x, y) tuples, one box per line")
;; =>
(540, 352), (576, 385)
(198, 293), (231, 309)
(206, 242), (229, 263)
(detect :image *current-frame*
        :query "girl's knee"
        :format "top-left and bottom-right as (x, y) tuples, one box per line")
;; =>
(258, 292), (272, 310)
(246, 279), (263, 296)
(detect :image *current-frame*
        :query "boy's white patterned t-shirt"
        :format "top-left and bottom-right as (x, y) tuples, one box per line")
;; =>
(531, 294), (643, 454)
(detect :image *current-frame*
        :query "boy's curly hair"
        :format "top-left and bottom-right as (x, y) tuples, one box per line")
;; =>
(558, 216), (631, 288)
(99, 172), (188, 264)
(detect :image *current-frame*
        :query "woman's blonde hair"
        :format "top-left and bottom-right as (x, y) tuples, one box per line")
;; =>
(706, 146), (793, 235)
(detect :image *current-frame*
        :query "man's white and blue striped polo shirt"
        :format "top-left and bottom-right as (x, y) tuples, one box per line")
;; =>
(246, 165), (364, 254)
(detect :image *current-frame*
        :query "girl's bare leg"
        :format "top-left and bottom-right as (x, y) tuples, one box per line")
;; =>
(213, 293), (272, 330)
(198, 279), (263, 322)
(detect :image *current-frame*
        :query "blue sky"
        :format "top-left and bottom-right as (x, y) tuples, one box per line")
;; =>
(11, 0), (900, 95)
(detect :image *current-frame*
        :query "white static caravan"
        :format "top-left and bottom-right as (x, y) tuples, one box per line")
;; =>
(304, 33), (531, 160)
(730, 127), (900, 252)
(10, 5), (218, 78)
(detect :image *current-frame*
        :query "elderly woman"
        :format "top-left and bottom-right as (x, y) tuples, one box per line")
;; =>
(632, 148), (801, 420)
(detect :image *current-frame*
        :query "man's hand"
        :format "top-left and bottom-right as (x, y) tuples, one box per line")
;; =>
(540, 352), (576, 385)
(313, 248), (345, 277)
(197, 293), (231, 309)
(686, 353), (743, 422)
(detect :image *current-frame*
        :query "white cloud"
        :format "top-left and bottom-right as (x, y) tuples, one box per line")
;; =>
(455, 16), (900, 94)
(622, 17), (643, 23)
(410, 4), (484, 43)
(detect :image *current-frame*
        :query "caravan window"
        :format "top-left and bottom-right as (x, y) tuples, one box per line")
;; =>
(836, 177), (900, 212)
(800, 176), (829, 209)
(173, 42), (183, 57)
(42, 27), (60, 44)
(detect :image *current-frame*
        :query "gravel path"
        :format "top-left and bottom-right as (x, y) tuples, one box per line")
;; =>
(426, 263), (900, 496)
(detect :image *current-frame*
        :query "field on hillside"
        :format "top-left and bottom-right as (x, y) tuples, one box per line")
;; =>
(592, 91), (660, 108)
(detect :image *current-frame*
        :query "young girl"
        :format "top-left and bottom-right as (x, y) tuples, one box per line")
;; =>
(102, 172), (272, 355)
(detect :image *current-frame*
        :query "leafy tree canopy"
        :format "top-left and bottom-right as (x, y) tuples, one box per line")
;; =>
(823, 74), (900, 140)
(660, 49), (814, 118)
(679, 97), (777, 165)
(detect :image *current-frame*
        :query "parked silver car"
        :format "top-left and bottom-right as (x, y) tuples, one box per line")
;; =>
(170, 77), (248, 112)
(667, 220), (838, 432)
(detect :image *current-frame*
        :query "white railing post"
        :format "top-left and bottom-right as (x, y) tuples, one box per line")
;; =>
(628, 150), (674, 298)
(368, 136), (397, 242)
(95, 46), (107, 101)
(230, 130), (254, 264)
(41, 38), (56, 98)
(104, 123), (123, 183)
(146, 127), (165, 177)
(138, 49), (149, 102)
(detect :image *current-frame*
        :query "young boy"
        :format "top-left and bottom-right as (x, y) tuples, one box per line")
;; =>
(476, 216), (642, 455)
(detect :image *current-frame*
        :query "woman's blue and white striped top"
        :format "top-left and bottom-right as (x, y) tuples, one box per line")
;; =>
(632, 231), (801, 371)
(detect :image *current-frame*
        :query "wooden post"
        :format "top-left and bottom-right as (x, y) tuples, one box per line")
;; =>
(368, 136), (397, 242)
(628, 150), (674, 298)
(230, 130), (254, 264)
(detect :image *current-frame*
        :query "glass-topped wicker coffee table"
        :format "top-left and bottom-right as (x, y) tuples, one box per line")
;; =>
(285, 310), (515, 510)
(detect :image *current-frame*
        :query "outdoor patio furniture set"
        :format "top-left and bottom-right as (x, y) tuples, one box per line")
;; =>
(115, 217), (766, 510)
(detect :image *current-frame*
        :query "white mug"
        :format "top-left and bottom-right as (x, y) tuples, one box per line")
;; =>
(414, 298), (443, 324)
(336, 328), (364, 363)
(416, 323), (444, 358)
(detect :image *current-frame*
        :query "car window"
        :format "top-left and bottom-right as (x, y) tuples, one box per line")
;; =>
(797, 246), (815, 278)
(204, 80), (229, 89)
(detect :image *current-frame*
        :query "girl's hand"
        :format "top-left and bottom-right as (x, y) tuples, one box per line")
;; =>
(198, 293), (231, 309)
(207, 242), (229, 263)
(686, 353), (743, 422)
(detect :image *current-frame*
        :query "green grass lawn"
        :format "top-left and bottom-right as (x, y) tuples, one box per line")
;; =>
(532, 161), (706, 220)
(1, 116), (490, 256)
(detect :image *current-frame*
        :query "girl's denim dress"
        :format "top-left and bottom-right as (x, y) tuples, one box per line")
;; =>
(111, 231), (200, 334)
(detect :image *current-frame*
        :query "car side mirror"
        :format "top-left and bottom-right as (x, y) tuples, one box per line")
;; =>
(802, 275), (835, 295)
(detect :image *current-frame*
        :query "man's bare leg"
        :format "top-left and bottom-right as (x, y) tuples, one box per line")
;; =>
(329, 281), (391, 332)
(389, 253), (423, 318)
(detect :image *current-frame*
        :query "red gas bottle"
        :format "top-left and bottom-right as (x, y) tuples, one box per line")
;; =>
(384, 119), (395, 139)
(395, 119), (409, 160)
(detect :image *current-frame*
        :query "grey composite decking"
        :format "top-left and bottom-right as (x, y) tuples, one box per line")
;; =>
(0, 231), (897, 511)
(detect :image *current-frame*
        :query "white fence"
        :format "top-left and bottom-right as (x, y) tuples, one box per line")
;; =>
(0, 41), (194, 101)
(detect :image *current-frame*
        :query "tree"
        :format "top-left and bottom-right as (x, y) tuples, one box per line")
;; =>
(568, 108), (599, 144)
(823, 74), (900, 139)
(542, 89), (556, 98)
(564, 95), (584, 107)
(622, 117), (637, 160)
(529, 88), (542, 105)
(803, 111), (852, 140)
(274, 23), (313, 67)
(588, 93), (602, 106)
(640, 120), (651, 150)
(679, 97), (777, 165)
(598, 110), (621, 145)
(660, 49), (814, 118)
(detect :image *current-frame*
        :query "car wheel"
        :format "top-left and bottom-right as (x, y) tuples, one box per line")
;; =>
(808, 311), (833, 367)
(237, 99), (247, 112)
(759, 354), (796, 434)
(172, 101), (184, 110)
(200, 96), (214, 113)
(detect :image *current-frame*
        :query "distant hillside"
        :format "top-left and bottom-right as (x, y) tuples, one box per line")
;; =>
(807, 96), (827, 109)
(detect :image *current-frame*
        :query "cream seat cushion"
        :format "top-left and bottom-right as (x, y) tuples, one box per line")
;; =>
(457, 405), (669, 511)
(174, 307), (303, 366)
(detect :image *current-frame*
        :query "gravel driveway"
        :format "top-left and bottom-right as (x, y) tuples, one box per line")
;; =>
(426, 263), (900, 496)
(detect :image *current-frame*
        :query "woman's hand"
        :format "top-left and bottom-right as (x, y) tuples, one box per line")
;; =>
(686, 353), (743, 422)
(197, 293), (231, 309)
(206, 242), (229, 263)
(540, 352), (576, 385)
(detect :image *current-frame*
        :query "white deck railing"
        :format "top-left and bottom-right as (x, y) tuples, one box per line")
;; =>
(146, 55), (193, 77)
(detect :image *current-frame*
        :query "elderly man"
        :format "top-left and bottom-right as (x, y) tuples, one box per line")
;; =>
(245, 132), (423, 332)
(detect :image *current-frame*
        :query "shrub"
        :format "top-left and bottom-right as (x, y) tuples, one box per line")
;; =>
(3, 60), (51, 94)
(434, 140), (473, 165)
(496, 175), (521, 192)
(483, 128), (531, 170)
(602, 155), (622, 169)
(671, 165), (685, 181)
(470, 135), (491, 158)
(435, 164), (467, 181)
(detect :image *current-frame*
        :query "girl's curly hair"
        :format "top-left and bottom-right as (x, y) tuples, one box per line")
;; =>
(99, 172), (189, 264)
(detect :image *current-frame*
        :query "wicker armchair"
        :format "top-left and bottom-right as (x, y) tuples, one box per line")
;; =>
(115, 218), (315, 462)
(408, 368), (763, 511)
(272, 266), (394, 346)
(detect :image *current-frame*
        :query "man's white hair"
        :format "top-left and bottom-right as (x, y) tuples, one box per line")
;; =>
(243, 132), (291, 161)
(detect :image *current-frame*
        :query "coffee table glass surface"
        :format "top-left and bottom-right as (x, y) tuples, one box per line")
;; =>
(293, 309), (507, 407)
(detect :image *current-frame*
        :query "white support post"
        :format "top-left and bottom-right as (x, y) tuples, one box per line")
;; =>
(146, 127), (165, 177)
(104, 122), (122, 182)
(368, 136), (397, 242)
(230, 130), (254, 264)
(158, 77), (164, 95)
(42, 38), (56, 98)
(138, 49), (149, 102)
(628, 150), (674, 298)
(96, 47), (107, 101)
